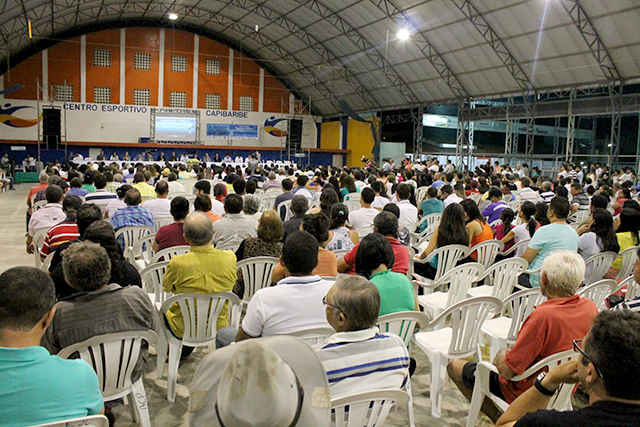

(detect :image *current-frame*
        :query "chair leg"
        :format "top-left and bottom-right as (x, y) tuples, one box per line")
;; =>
(166, 341), (182, 402)
(405, 377), (415, 427)
(127, 394), (139, 423)
(430, 353), (446, 418)
(156, 331), (168, 379)
(131, 378), (152, 427)
(466, 377), (485, 427)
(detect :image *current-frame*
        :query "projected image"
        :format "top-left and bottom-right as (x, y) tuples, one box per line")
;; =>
(155, 113), (197, 142)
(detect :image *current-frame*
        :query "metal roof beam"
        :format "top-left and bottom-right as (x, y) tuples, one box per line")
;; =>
(452, 0), (532, 93)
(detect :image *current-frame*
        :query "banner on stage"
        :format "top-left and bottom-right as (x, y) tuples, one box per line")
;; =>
(206, 123), (258, 139)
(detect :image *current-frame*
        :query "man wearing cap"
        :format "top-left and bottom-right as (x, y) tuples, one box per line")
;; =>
(235, 231), (334, 341)
(315, 275), (410, 398)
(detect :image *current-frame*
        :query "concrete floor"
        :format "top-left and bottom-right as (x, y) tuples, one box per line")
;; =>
(1, 184), (491, 427)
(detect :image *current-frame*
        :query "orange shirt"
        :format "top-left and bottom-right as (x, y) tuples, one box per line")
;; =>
(204, 210), (221, 224)
(470, 220), (493, 260)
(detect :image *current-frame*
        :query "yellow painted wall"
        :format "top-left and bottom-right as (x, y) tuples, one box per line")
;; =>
(346, 118), (378, 167)
(320, 121), (341, 150)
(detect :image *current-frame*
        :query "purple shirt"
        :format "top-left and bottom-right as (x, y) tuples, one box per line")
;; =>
(482, 201), (509, 224)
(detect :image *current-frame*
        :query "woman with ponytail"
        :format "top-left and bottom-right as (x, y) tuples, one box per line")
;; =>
(501, 201), (539, 256)
(325, 203), (359, 252)
(493, 208), (515, 251)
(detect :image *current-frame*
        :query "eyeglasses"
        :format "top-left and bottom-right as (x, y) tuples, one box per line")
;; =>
(322, 295), (343, 313)
(573, 339), (604, 379)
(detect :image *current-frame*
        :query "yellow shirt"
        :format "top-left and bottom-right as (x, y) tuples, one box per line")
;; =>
(133, 182), (157, 199)
(612, 232), (638, 271)
(162, 245), (237, 337)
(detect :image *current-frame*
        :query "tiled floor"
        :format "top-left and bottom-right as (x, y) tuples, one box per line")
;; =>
(1, 184), (491, 427)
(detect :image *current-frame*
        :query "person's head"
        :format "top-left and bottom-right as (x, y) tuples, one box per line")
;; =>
(519, 201), (538, 238)
(213, 182), (227, 199)
(232, 178), (246, 195)
(499, 207), (515, 230)
(555, 185), (569, 198)
(617, 208), (640, 245)
(184, 212), (214, 246)
(461, 198), (484, 223)
(124, 188), (142, 206)
(170, 196), (189, 221)
(282, 231), (318, 276)
(245, 180), (257, 194)
(360, 187), (375, 205)
(427, 186), (438, 198)
(70, 177), (82, 188)
(521, 177), (531, 188)
(296, 175), (308, 188)
(290, 195), (309, 216)
(371, 180), (386, 197)
(319, 188), (339, 215)
(62, 241), (111, 292)
(570, 182), (584, 196)
(45, 184), (64, 204)
(94, 173), (107, 190)
(39, 171), (50, 184)
(535, 202), (551, 226)
(168, 172), (178, 182)
(62, 195), (83, 218)
(395, 183), (411, 201)
(0, 267), (55, 337)
(281, 178), (293, 192)
(243, 195), (260, 215)
(83, 170), (95, 185)
(83, 220), (124, 263)
(355, 233), (395, 279)
(437, 203), (468, 247)
(488, 186), (502, 201)
(329, 203), (349, 230)
(133, 172), (145, 184)
(194, 180), (211, 196)
(301, 213), (330, 246)
(374, 211), (398, 238)
(194, 194), (212, 212)
(580, 310), (640, 400)
(224, 194), (244, 214)
(324, 275), (380, 333)
(257, 210), (283, 243)
(591, 194), (608, 211)
(589, 208), (620, 253)
(548, 196), (570, 220)
(154, 180), (169, 197)
(539, 250), (585, 298)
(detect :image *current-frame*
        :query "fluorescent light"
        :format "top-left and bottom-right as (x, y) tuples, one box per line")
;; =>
(168, 13), (179, 20)
(397, 29), (410, 41)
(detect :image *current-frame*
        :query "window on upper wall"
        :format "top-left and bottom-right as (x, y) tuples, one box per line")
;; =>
(94, 87), (111, 104)
(239, 96), (253, 111)
(170, 91), (186, 108)
(134, 53), (151, 70)
(171, 56), (187, 72)
(133, 89), (150, 106)
(93, 49), (111, 67)
(54, 84), (74, 102)
(206, 59), (221, 75)
(205, 94), (221, 110)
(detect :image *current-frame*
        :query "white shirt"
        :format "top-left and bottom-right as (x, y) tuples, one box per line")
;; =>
(517, 187), (539, 203)
(443, 193), (463, 209)
(28, 203), (65, 236)
(241, 275), (333, 337)
(105, 199), (126, 218)
(211, 198), (225, 217)
(371, 196), (389, 210)
(213, 213), (257, 247)
(429, 164), (439, 173)
(292, 187), (313, 199)
(142, 198), (172, 219)
(354, 180), (366, 191)
(443, 164), (454, 174)
(83, 189), (118, 208)
(395, 200), (418, 228)
(167, 181), (185, 195)
(347, 207), (379, 230)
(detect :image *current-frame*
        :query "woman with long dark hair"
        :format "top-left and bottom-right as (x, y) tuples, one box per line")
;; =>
(606, 208), (640, 279)
(500, 201), (539, 256)
(579, 208), (620, 263)
(414, 203), (469, 279)
(535, 202), (551, 226)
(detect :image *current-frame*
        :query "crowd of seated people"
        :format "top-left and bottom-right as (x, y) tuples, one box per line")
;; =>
(3, 155), (640, 426)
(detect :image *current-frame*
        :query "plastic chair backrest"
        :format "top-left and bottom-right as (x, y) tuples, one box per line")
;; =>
(153, 217), (173, 231)
(276, 199), (293, 221)
(468, 193), (482, 202)
(345, 200), (361, 213)
(619, 276), (640, 300)
(343, 192), (361, 202)
(236, 256), (280, 304)
(289, 327), (335, 345)
(577, 279), (618, 311)
(33, 200), (47, 211)
(568, 210), (590, 224)
(417, 221), (440, 241)
(500, 238), (531, 257)
(307, 200), (321, 212)
(128, 233), (157, 267)
(260, 195), (276, 211)
(356, 226), (373, 240)
(584, 251), (618, 286)
(470, 240), (505, 269)
(333, 249), (350, 259)
(33, 229), (48, 269)
(115, 226), (154, 254)
(58, 331), (158, 400)
(425, 244), (470, 282)
(430, 296), (503, 357)
(507, 200), (522, 210)
(616, 246), (639, 280)
(489, 219), (502, 228)
(29, 415), (109, 427)
(501, 288), (546, 344)
(416, 213), (441, 234)
(416, 186), (428, 202)
(480, 257), (529, 300)
(377, 311), (430, 347)
(140, 261), (171, 305)
(150, 245), (191, 264)
(436, 263), (485, 310)
(330, 389), (409, 427)
(40, 252), (55, 272)
(215, 235), (244, 252)
(159, 292), (240, 346)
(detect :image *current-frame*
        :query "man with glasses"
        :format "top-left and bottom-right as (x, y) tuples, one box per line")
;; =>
(315, 275), (410, 398)
(448, 251), (598, 422)
(496, 310), (640, 427)
(235, 231), (333, 341)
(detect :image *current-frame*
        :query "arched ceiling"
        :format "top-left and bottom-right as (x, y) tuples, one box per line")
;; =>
(2, 0), (640, 116)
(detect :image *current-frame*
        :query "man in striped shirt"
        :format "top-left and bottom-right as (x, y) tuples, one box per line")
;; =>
(39, 195), (82, 259)
(84, 173), (117, 208)
(315, 275), (410, 398)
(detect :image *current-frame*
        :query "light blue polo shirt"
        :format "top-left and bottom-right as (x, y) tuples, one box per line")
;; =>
(528, 223), (580, 287)
(0, 346), (103, 427)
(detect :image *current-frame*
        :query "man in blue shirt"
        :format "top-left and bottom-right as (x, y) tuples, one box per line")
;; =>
(0, 267), (104, 427)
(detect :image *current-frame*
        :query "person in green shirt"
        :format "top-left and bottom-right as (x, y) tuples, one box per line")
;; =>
(418, 187), (444, 232)
(355, 233), (418, 316)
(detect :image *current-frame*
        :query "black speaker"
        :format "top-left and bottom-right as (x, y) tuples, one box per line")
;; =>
(287, 119), (303, 151)
(43, 109), (61, 137)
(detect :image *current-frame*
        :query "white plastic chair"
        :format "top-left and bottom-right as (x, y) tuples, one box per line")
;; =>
(333, 249), (351, 259)
(343, 192), (361, 202)
(40, 251), (55, 272)
(616, 246), (639, 280)
(153, 217), (173, 231)
(127, 233), (157, 271)
(416, 213), (441, 235)
(156, 292), (241, 402)
(32, 229), (48, 269)
(58, 331), (158, 427)
(470, 240), (504, 270)
(214, 235), (244, 252)
(466, 349), (577, 427)
(481, 288), (546, 361)
(414, 296), (503, 418)
(499, 238), (531, 258)
(616, 275), (640, 301)
(275, 199), (293, 221)
(507, 200), (522, 211)
(583, 251), (617, 286)
(413, 244), (470, 290)
(488, 219), (502, 228)
(568, 210), (590, 224)
(577, 279), (618, 311)
(236, 256), (279, 307)
(29, 415), (109, 427)
(33, 200), (47, 211)
(417, 263), (485, 321)
(139, 261), (171, 309)
(468, 257), (529, 300)
(260, 195), (276, 211)
(345, 200), (361, 214)
(115, 226), (154, 258)
(330, 389), (409, 427)
(289, 327), (335, 345)
(149, 245), (191, 263)
(355, 226), (373, 240)
(377, 311), (430, 427)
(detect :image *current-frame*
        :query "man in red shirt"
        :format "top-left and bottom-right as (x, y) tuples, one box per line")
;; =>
(337, 211), (409, 275)
(447, 250), (598, 422)
(153, 196), (189, 252)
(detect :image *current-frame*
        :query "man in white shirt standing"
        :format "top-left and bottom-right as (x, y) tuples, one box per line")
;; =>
(443, 159), (455, 174)
(394, 183), (418, 229)
(142, 180), (172, 220)
(441, 184), (463, 208)
(348, 188), (379, 230)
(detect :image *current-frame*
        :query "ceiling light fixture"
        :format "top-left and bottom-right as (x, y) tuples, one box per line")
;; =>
(168, 13), (179, 20)
(397, 28), (410, 41)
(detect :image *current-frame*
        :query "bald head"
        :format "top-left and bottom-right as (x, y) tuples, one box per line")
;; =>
(183, 212), (214, 246)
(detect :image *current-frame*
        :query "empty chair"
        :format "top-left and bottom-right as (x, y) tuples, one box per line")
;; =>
(29, 415), (109, 427)
(236, 256), (280, 307)
(468, 257), (529, 300)
(330, 389), (409, 427)
(583, 251), (618, 286)
(577, 279), (618, 311)
(414, 296), (503, 418)
(149, 245), (191, 263)
(139, 260), (171, 309)
(58, 331), (158, 427)
(470, 240), (504, 270)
